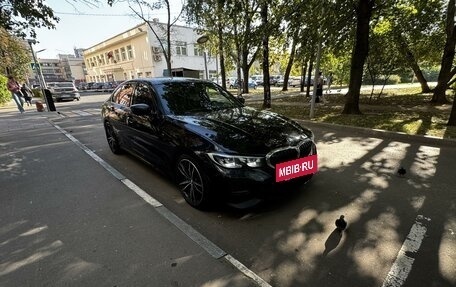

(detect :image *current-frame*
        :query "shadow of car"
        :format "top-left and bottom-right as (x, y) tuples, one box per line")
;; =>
(101, 78), (317, 209)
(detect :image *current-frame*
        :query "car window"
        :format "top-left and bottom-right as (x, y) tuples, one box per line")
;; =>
(113, 82), (135, 107)
(132, 82), (156, 109)
(155, 81), (242, 115)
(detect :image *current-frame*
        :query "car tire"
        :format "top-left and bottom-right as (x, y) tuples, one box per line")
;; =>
(104, 122), (122, 154)
(175, 154), (211, 209)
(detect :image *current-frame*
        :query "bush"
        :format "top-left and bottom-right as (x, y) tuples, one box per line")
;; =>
(386, 75), (401, 85)
(0, 74), (11, 106)
(31, 88), (43, 98)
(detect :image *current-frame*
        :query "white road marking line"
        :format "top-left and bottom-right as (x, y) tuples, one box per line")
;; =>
(121, 179), (162, 208)
(225, 255), (273, 287)
(71, 110), (92, 116)
(52, 122), (269, 287)
(382, 215), (431, 287)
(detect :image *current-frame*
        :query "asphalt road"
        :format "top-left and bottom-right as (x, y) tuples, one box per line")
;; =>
(4, 91), (455, 287)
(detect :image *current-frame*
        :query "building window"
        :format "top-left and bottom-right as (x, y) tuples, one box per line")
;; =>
(123, 72), (127, 80)
(115, 49), (120, 62)
(137, 72), (143, 78)
(194, 47), (204, 56)
(121, 47), (127, 61)
(176, 42), (187, 56)
(145, 71), (152, 78)
(127, 45), (133, 59)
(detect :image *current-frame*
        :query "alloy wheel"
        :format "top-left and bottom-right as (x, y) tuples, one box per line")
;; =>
(104, 122), (121, 154)
(176, 157), (206, 208)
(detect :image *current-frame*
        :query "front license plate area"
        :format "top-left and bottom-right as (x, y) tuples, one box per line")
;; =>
(275, 155), (318, 182)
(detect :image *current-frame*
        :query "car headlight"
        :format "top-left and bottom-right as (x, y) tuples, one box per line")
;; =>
(207, 153), (264, 168)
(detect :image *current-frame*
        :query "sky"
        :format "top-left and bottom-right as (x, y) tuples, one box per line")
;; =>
(34, 0), (184, 59)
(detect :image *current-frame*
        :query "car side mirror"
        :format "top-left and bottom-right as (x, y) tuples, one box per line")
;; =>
(130, 103), (152, 116)
(237, 96), (245, 105)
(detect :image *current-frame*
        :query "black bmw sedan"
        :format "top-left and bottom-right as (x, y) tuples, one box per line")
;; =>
(101, 78), (317, 209)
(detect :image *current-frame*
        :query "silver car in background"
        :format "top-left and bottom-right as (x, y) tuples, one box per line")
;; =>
(47, 81), (81, 102)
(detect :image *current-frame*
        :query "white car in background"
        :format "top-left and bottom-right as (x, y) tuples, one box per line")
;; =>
(47, 81), (81, 102)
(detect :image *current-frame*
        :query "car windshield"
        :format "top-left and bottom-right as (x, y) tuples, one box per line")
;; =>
(155, 81), (243, 115)
(49, 82), (74, 88)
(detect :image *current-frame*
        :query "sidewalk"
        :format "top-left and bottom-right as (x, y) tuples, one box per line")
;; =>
(0, 106), (257, 286)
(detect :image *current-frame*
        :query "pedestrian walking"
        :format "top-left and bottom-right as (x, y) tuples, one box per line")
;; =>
(20, 82), (33, 106)
(6, 75), (25, 113)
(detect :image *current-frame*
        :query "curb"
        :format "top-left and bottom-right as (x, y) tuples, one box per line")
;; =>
(295, 119), (456, 148)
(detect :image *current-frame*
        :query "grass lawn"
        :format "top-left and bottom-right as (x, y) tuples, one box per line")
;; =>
(242, 86), (456, 140)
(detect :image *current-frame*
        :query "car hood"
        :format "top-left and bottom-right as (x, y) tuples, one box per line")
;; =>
(168, 107), (312, 155)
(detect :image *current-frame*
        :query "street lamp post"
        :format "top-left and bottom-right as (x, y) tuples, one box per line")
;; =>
(28, 39), (50, 111)
(197, 35), (209, 80)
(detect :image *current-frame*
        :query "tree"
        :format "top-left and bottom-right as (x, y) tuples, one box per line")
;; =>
(185, 0), (230, 89)
(432, 0), (455, 104)
(449, 88), (456, 125)
(0, 0), (59, 38)
(0, 28), (31, 78)
(366, 28), (402, 100)
(386, 0), (446, 94)
(342, 0), (376, 115)
(260, 1), (271, 108)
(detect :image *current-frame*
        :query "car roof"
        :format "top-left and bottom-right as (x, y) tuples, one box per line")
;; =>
(126, 77), (211, 85)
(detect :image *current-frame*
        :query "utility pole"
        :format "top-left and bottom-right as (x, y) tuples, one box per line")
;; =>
(28, 39), (50, 111)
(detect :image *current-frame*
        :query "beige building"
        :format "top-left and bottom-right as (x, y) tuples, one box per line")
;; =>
(58, 54), (86, 83)
(83, 21), (218, 83)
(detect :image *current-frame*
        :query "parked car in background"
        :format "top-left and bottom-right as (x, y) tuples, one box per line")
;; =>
(226, 77), (236, 87)
(251, 75), (264, 86)
(102, 81), (122, 92)
(101, 78), (317, 209)
(269, 76), (280, 86)
(93, 82), (105, 91)
(77, 83), (88, 90)
(47, 81), (80, 102)
(275, 78), (290, 87)
(289, 77), (303, 87)
(86, 82), (95, 90)
(229, 79), (258, 89)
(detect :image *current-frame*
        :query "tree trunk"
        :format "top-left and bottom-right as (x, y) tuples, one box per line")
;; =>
(448, 93), (456, 126)
(261, 3), (271, 109)
(218, 25), (226, 89)
(342, 0), (374, 115)
(306, 59), (314, 98)
(395, 32), (431, 93)
(301, 61), (308, 93)
(282, 39), (296, 92)
(165, 2), (172, 76)
(234, 25), (242, 96)
(431, 0), (455, 104)
(241, 50), (249, 93)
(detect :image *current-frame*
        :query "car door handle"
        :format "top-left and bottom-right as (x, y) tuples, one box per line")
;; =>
(126, 116), (132, 125)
